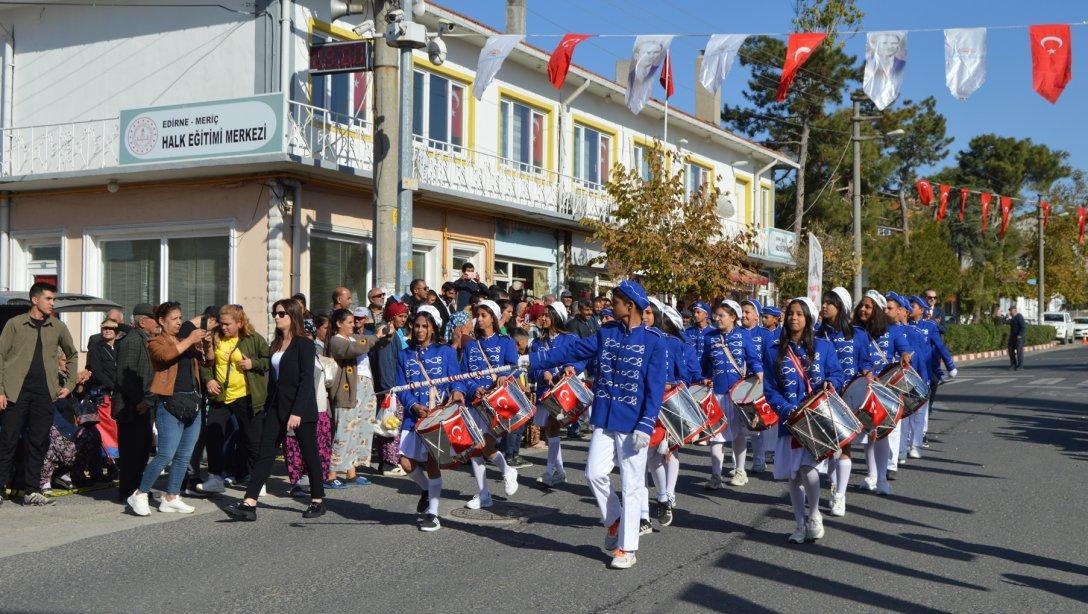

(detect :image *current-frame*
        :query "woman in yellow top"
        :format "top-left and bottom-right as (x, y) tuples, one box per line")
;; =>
(196, 305), (270, 494)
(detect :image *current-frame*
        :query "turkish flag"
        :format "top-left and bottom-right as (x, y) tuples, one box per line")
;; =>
(1079, 206), (1087, 244)
(959, 188), (970, 222)
(548, 33), (591, 90)
(916, 179), (934, 206)
(999, 196), (1013, 235)
(937, 184), (951, 220)
(980, 193), (992, 231)
(659, 50), (675, 98)
(1041, 201), (1051, 227)
(777, 32), (826, 101)
(444, 418), (477, 454)
(1030, 24), (1072, 103)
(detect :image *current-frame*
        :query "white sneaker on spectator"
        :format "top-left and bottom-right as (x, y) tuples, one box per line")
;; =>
(196, 474), (225, 494)
(127, 492), (151, 517)
(503, 467), (519, 496)
(788, 526), (806, 544)
(159, 497), (195, 514)
(466, 493), (493, 509)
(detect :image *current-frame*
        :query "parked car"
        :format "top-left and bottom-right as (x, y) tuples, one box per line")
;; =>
(1073, 316), (1088, 340)
(1043, 312), (1074, 344)
(0, 291), (121, 333)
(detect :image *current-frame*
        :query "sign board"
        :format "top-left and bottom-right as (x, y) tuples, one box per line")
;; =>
(767, 228), (797, 260)
(120, 94), (283, 165)
(807, 231), (823, 305)
(309, 39), (374, 75)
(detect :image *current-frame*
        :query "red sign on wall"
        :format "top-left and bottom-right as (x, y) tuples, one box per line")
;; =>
(309, 40), (373, 76)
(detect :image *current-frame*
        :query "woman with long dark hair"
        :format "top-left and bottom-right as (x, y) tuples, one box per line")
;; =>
(763, 298), (844, 544)
(226, 299), (325, 521)
(528, 301), (585, 487)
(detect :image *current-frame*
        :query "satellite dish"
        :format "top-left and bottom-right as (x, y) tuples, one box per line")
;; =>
(716, 195), (736, 218)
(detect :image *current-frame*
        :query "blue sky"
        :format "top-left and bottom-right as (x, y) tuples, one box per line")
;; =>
(436, 0), (1087, 176)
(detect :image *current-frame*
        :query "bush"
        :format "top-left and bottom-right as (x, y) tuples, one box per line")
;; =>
(944, 323), (1057, 355)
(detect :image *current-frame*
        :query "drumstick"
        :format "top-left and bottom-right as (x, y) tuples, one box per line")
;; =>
(380, 365), (517, 395)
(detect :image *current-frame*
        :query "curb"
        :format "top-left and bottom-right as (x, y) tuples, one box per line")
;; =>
(953, 342), (1060, 364)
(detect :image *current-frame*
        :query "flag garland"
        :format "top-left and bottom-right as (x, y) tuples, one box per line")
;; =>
(915, 179), (1084, 243)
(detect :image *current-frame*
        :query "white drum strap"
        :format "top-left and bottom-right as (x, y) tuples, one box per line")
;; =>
(415, 352), (439, 407)
(720, 333), (745, 375)
(786, 346), (813, 395)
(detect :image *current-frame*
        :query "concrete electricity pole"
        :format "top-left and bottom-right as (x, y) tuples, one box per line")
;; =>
(373, 0), (400, 296)
(1038, 199), (1045, 320)
(851, 94), (863, 304)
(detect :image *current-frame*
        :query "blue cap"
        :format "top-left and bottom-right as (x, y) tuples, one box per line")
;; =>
(763, 306), (782, 318)
(600, 308), (613, 318)
(615, 279), (651, 311)
(909, 295), (927, 310)
(885, 292), (908, 308)
(741, 298), (763, 313)
(691, 301), (710, 314)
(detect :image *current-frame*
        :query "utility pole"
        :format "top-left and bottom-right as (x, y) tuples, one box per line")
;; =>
(851, 93), (863, 304)
(396, 0), (416, 295)
(1038, 198), (1045, 320)
(373, 0), (399, 297)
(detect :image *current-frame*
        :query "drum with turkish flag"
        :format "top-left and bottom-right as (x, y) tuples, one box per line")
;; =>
(416, 404), (485, 468)
(478, 379), (535, 436)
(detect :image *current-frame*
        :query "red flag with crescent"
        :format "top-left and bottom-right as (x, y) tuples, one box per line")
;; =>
(916, 179), (934, 206)
(999, 196), (1013, 235)
(659, 49), (675, 98)
(1041, 201), (1051, 227)
(1029, 24), (1072, 103)
(959, 188), (969, 222)
(777, 32), (826, 101)
(444, 417), (476, 454)
(1079, 206), (1087, 244)
(980, 193), (992, 231)
(937, 184), (951, 220)
(548, 33), (592, 89)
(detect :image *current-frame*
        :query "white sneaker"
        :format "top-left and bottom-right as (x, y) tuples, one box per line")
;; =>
(729, 470), (748, 487)
(536, 469), (555, 487)
(259, 484), (267, 498)
(196, 474), (225, 494)
(805, 514), (825, 541)
(898, 455), (907, 466)
(876, 481), (892, 496)
(503, 467), (519, 497)
(860, 477), (877, 492)
(159, 496), (195, 514)
(788, 526), (806, 544)
(609, 549), (637, 569)
(127, 492), (150, 517)
(830, 493), (846, 517)
(553, 468), (567, 484)
(908, 447), (922, 459)
(465, 493), (493, 509)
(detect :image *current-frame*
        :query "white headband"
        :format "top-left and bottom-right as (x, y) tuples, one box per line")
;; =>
(722, 300), (743, 316)
(663, 305), (683, 331)
(416, 305), (443, 329)
(548, 300), (569, 324)
(831, 286), (853, 312)
(477, 299), (502, 322)
(865, 290), (887, 310)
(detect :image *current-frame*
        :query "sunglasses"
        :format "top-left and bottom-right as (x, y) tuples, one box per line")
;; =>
(271, 310), (288, 318)
(369, 293), (384, 300)
(925, 295), (937, 300)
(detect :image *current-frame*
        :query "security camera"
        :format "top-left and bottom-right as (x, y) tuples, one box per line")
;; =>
(437, 19), (454, 32)
(352, 19), (376, 38)
(427, 35), (447, 65)
(386, 8), (403, 23)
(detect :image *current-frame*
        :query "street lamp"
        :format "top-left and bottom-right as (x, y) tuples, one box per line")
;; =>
(851, 92), (904, 303)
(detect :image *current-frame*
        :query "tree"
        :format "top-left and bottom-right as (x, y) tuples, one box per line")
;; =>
(584, 145), (755, 298)
(775, 222), (857, 298)
(1026, 170), (1088, 307)
(865, 217), (961, 297)
(721, 0), (863, 237)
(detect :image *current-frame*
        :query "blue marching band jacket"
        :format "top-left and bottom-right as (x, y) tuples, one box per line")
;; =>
(684, 323), (713, 367)
(667, 334), (701, 387)
(395, 343), (466, 431)
(460, 332), (520, 395)
(702, 326), (763, 395)
(527, 332), (587, 399)
(530, 321), (667, 436)
(912, 318), (956, 382)
(762, 338), (845, 438)
(868, 326), (912, 372)
(815, 323), (874, 381)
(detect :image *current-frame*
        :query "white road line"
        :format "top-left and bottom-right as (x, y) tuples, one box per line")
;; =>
(1032, 378), (1065, 386)
(979, 377), (1016, 386)
(1012, 385), (1086, 390)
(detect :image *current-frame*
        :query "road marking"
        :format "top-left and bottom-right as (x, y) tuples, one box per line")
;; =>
(1032, 377), (1065, 386)
(979, 377), (1016, 386)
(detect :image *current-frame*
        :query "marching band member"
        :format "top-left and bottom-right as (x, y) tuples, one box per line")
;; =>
(884, 292), (925, 481)
(817, 287), (873, 517)
(461, 300), (521, 510)
(701, 300), (762, 489)
(684, 301), (713, 366)
(523, 280), (667, 570)
(763, 298), (845, 544)
(395, 306), (467, 532)
(907, 295), (956, 459)
(740, 298), (775, 473)
(528, 301), (586, 487)
(762, 305), (783, 334)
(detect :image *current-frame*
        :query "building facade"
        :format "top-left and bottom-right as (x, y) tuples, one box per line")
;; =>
(0, 0), (798, 348)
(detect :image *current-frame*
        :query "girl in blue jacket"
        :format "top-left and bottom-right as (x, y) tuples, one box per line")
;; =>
(460, 300), (521, 510)
(884, 293), (926, 479)
(763, 298), (844, 544)
(700, 300), (762, 489)
(741, 298), (777, 473)
(906, 295), (957, 460)
(528, 301), (586, 487)
(395, 305), (467, 532)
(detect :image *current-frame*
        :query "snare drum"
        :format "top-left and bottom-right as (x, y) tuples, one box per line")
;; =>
(539, 375), (594, 425)
(478, 379), (535, 436)
(688, 384), (727, 442)
(658, 384), (708, 451)
(728, 376), (779, 431)
(415, 404), (486, 468)
(785, 388), (863, 460)
(878, 364), (929, 418)
(841, 377), (902, 440)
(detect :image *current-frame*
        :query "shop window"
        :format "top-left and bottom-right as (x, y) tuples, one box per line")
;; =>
(494, 259), (550, 298)
(102, 240), (161, 315)
(573, 123), (612, 189)
(500, 98), (546, 173)
(413, 70), (466, 151)
(311, 236), (369, 310)
(101, 237), (229, 320)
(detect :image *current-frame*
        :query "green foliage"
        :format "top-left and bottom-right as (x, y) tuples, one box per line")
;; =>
(944, 323), (1056, 354)
(775, 222), (857, 298)
(866, 217), (960, 294)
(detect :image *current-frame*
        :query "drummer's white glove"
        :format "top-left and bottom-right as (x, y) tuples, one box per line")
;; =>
(632, 430), (651, 452)
(517, 355), (531, 369)
(949, 368), (958, 379)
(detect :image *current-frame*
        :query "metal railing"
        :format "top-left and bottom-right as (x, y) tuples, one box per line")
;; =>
(0, 118), (118, 177)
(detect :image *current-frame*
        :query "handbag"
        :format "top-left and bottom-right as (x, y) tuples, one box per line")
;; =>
(164, 356), (201, 423)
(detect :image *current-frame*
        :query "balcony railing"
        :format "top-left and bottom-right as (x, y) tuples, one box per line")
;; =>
(0, 118), (118, 177)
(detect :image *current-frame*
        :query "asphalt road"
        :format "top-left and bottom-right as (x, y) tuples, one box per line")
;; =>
(2, 345), (1086, 613)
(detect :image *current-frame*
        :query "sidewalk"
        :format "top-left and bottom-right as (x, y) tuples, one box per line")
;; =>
(952, 341), (1060, 364)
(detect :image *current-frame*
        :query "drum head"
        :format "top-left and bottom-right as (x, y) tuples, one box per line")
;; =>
(417, 405), (458, 431)
(841, 378), (871, 411)
(729, 377), (762, 405)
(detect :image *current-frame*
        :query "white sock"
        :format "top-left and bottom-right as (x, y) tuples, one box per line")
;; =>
(665, 454), (679, 501)
(789, 476), (806, 528)
(710, 442), (724, 477)
(732, 434), (748, 473)
(407, 467), (429, 491)
(835, 456), (852, 496)
(865, 440), (878, 483)
(802, 467), (821, 519)
(427, 477), (442, 516)
(546, 437), (562, 473)
(490, 451), (510, 474)
(471, 456), (490, 497)
(649, 456), (667, 501)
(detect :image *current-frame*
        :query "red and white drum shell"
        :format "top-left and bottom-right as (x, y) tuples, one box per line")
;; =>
(878, 364), (930, 418)
(657, 384), (708, 451)
(728, 376), (779, 432)
(842, 376), (902, 440)
(478, 379), (536, 437)
(539, 374), (594, 425)
(786, 388), (863, 460)
(415, 404), (486, 469)
(689, 384), (728, 443)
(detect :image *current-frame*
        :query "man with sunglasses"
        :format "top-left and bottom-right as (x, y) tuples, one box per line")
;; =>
(363, 288), (387, 335)
(923, 288), (946, 334)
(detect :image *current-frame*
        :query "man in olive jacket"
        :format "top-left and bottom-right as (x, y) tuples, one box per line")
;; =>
(0, 283), (78, 506)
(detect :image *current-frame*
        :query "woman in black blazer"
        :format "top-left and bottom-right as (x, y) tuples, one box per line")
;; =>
(227, 298), (325, 521)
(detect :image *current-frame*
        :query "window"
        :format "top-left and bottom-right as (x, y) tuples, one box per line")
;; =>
(413, 70), (466, 151)
(102, 240), (161, 315)
(311, 33), (368, 121)
(310, 236), (369, 311)
(734, 177), (750, 222)
(759, 185), (772, 226)
(500, 98), (546, 173)
(632, 144), (652, 181)
(28, 244), (61, 287)
(573, 123), (612, 189)
(494, 259), (550, 298)
(685, 162), (710, 198)
(101, 237), (230, 320)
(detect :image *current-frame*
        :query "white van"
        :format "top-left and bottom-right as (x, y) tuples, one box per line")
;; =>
(1043, 312), (1074, 344)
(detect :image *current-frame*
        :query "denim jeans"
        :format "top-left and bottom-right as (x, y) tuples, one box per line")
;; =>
(502, 423), (526, 459)
(139, 402), (202, 495)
